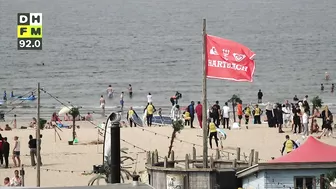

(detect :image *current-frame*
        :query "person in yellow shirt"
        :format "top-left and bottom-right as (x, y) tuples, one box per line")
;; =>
(243, 106), (251, 129)
(183, 110), (191, 126)
(144, 102), (156, 127)
(281, 135), (298, 155)
(126, 107), (139, 127)
(253, 104), (262, 124)
(208, 120), (218, 149)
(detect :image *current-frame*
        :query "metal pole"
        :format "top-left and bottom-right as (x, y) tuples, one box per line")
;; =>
(202, 18), (208, 168)
(36, 83), (41, 186)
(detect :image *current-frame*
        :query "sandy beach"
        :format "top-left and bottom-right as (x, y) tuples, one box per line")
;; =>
(0, 119), (335, 187)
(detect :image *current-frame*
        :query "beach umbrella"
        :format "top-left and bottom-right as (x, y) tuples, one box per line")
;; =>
(59, 106), (71, 115)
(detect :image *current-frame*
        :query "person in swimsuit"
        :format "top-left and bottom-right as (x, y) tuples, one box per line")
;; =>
(128, 84), (132, 98)
(106, 85), (113, 98)
(100, 95), (105, 116)
(120, 92), (124, 111)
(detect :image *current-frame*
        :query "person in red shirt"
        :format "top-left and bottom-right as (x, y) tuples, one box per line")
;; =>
(195, 101), (203, 128)
(237, 101), (243, 126)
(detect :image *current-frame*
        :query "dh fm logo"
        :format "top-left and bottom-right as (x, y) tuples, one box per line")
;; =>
(17, 13), (43, 50)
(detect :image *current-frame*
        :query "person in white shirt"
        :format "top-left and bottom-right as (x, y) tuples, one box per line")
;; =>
(147, 93), (152, 103)
(222, 102), (230, 129)
(11, 170), (22, 186)
(302, 108), (312, 137)
(12, 136), (21, 167)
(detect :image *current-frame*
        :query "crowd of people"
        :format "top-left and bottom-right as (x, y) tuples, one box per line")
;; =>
(0, 133), (42, 186)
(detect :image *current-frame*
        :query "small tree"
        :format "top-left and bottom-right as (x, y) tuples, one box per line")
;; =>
(167, 119), (184, 158)
(69, 107), (80, 141)
(228, 94), (242, 122)
(311, 96), (323, 134)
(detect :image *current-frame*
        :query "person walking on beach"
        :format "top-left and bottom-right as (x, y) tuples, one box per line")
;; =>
(208, 119), (218, 149)
(257, 89), (263, 103)
(195, 101), (202, 128)
(145, 102), (156, 127)
(2, 137), (10, 168)
(211, 101), (221, 127)
(127, 107), (139, 127)
(100, 95), (105, 116)
(187, 101), (195, 128)
(120, 92), (124, 111)
(222, 102), (230, 129)
(128, 84), (133, 98)
(281, 135), (298, 155)
(237, 101), (243, 126)
(293, 105), (301, 134)
(12, 114), (17, 129)
(107, 85), (113, 98)
(147, 93), (152, 103)
(12, 136), (21, 167)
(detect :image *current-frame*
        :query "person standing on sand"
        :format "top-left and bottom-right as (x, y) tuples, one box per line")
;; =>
(12, 136), (21, 167)
(253, 104), (262, 124)
(187, 101), (195, 128)
(237, 101), (243, 126)
(281, 135), (298, 155)
(120, 92), (124, 111)
(257, 89), (263, 103)
(3, 137), (10, 168)
(0, 134), (3, 166)
(147, 93), (152, 103)
(321, 83), (324, 91)
(243, 105), (251, 129)
(222, 102), (230, 129)
(28, 135), (38, 166)
(106, 85), (113, 98)
(195, 101), (202, 128)
(211, 101), (221, 127)
(128, 84), (133, 98)
(100, 95), (105, 116)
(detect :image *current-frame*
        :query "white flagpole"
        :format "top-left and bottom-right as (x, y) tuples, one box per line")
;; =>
(202, 18), (208, 168)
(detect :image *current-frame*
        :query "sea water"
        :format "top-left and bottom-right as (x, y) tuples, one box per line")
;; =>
(0, 0), (336, 120)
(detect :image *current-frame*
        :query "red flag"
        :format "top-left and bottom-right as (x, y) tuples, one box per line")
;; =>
(206, 35), (256, 82)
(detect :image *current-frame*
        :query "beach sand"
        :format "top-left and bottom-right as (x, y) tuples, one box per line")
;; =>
(0, 120), (334, 187)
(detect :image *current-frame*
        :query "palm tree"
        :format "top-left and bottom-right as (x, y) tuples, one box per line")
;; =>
(310, 96), (323, 134)
(228, 94), (242, 122)
(322, 170), (336, 189)
(167, 119), (184, 158)
(69, 107), (80, 141)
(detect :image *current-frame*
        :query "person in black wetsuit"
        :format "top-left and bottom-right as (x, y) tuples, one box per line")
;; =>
(293, 105), (301, 134)
(211, 101), (221, 127)
(257, 90), (263, 103)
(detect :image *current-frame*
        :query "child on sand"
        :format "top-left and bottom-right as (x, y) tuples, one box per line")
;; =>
(208, 119), (219, 149)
